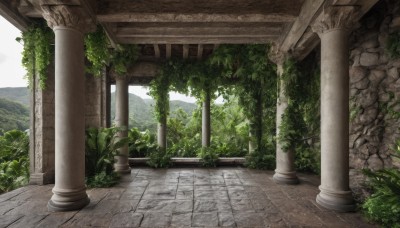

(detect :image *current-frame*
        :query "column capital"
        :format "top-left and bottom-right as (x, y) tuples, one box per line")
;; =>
(268, 45), (288, 65)
(311, 6), (359, 35)
(41, 3), (96, 33)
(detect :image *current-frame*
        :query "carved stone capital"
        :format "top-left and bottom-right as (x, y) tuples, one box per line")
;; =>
(111, 73), (130, 82)
(41, 4), (96, 33)
(268, 45), (288, 65)
(312, 6), (359, 35)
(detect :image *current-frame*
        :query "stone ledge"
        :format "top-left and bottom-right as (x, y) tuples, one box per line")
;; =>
(129, 157), (246, 166)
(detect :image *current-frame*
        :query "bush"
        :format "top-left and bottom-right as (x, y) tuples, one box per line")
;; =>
(0, 130), (29, 194)
(128, 128), (157, 158)
(147, 148), (172, 168)
(85, 127), (127, 187)
(198, 147), (219, 167)
(362, 142), (400, 227)
(245, 150), (275, 170)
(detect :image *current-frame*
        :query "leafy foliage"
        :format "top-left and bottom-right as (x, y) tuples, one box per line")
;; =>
(0, 130), (29, 193)
(147, 148), (172, 168)
(85, 127), (127, 187)
(198, 147), (219, 167)
(278, 55), (321, 174)
(17, 21), (54, 89)
(84, 26), (140, 77)
(386, 32), (400, 59)
(128, 128), (157, 158)
(362, 142), (400, 227)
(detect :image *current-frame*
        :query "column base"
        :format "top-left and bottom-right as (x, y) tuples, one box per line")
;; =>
(114, 164), (131, 174)
(273, 170), (299, 185)
(29, 171), (55, 185)
(316, 186), (355, 212)
(48, 187), (90, 212)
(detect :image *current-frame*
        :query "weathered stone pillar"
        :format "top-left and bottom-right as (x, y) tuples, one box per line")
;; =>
(312, 6), (358, 212)
(41, 3), (95, 211)
(157, 117), (167, 149)
(114, 75), (131, 173)
(270, 51), (299, 185)
(202, 92), (211, 147)
(248, 121), (256, 154)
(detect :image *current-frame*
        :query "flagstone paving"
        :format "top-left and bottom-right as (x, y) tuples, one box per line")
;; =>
(0, 168), (377, 227)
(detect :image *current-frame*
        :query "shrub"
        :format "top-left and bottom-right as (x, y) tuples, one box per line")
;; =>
(198, 147), (219, 167)
(128, 128), (157, 158)
(85, 127), (127, 187)
(362, 141), (400, 227)
(147, 148), (172, 168)
(0, 130), (29, 194)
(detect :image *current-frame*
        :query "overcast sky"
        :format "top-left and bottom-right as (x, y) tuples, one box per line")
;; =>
(0, 16), (222, 103)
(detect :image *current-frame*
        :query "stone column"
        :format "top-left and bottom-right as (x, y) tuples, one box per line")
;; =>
(202, 92), (211, 147)
(270, 51), (299, 185)
(248, 121), (256, 154)
(41, 3), (95, 211)
(312, 6), (358, 212)
(157, 117), (167, 149)
(114, 75), (131, 173)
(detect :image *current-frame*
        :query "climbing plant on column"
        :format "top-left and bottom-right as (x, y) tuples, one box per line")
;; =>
(17, 21), (54, 90)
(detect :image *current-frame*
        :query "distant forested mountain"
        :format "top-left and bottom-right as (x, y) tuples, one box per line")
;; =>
(0, 87), (29, 107)
(0, 98), (29, 132)
(0, 87), (197, 133)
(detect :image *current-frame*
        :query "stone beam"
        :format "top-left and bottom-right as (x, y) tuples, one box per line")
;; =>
(279, 0), (325, 52)
(183, 44), (189, 59)
(101, 23), (118, 49)
(166, 44), (171, 59)
(97, 0), (303, 23)
(116, 24), (282, 37)
(288, 0), (379, 60)
(153, 44), (160, 58)
(0, 1), (29, 31)
(117, 36), (277, 44)
(197, 44), (203, 60)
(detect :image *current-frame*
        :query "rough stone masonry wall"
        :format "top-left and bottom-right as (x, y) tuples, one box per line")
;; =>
(349, 0), (400, 170)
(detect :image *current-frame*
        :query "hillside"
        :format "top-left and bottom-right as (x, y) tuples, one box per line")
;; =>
(110, 93), (197, 131)
(0, 98), (29, 132)
(0, 87), (29, 107)
(0, 87), (197, 133)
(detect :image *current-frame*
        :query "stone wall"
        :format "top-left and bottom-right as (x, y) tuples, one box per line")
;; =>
(85, 71), (109, 128)
(29, 61), (55, 185)
(349, 0), (400, 170)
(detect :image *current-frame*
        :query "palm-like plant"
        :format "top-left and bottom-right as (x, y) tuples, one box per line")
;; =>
(85, 127), (128, 179)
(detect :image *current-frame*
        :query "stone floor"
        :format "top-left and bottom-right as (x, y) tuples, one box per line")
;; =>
(0, 167), (377, 227)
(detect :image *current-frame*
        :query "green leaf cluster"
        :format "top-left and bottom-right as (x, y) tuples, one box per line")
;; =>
(362, 144), (400, 227)
(128, 128), (157, 158)
(85, 127), (127, 187)
(278, 55), (321, 174)
(197, 147), (219, 167)
(146, 148), (173, 168)
(0, 130), (29, 193)
(17, 21), (54, 90)
(84, 26), (139, 77)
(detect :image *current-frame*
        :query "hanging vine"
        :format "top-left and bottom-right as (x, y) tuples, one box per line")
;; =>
(17, 21), (54, 90)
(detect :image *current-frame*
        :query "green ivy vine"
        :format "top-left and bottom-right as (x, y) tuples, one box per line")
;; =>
(84, 26), (139, 77)
(17, 21), (54, 90)
(278, 54), (321, 174)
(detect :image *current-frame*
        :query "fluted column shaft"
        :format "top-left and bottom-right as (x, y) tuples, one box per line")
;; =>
(41, 3), (95, 211)
(114, 76), (131, 173)
(312, 6), (358, 212)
